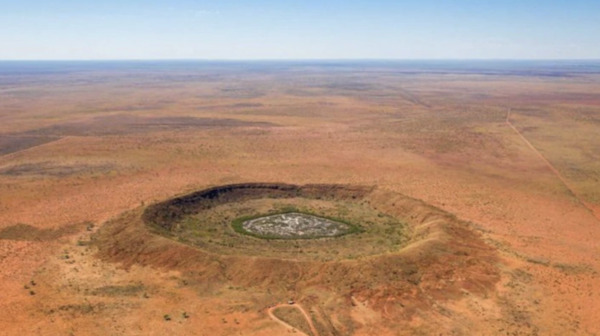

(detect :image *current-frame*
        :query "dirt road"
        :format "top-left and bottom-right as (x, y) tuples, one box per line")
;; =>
(506, 108), (600, 222)
(267, 303), (320, 336)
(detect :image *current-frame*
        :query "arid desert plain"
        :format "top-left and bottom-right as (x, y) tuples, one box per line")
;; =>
(1, 61), (599, 335)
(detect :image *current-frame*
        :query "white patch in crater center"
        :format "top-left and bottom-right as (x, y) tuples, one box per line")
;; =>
(242, 212), (350, 238)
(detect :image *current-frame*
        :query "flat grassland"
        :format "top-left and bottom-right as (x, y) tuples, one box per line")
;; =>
(0, 61), (599, 335)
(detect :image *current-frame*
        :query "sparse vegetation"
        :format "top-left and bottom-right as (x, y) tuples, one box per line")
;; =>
(2, 61), (600, 335)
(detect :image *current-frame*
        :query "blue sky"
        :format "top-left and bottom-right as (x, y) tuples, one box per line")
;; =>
(1, 0), (599, 60)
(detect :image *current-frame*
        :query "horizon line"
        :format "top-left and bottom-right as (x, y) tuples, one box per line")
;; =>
(1, 58), (600, 62)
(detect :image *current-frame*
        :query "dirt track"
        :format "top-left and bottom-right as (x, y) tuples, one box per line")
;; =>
(506, 108), (600, 223)
(268, 303), (320, 336)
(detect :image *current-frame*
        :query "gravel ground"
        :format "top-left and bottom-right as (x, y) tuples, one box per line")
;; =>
(242, 212), (349, 238)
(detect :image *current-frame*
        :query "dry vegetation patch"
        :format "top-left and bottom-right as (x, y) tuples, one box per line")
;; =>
(0, 223), (83, 241)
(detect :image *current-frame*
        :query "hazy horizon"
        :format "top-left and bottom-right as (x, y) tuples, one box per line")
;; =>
(1, 58), (600, 61)
(2, 0), (599, 60)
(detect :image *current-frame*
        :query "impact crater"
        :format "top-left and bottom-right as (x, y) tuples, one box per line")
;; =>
(94, 182), (500, 324)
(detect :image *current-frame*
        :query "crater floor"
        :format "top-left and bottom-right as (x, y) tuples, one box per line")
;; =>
(240, 212), (351, 239)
